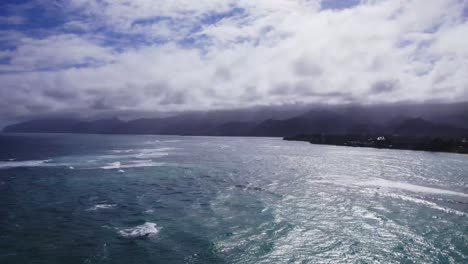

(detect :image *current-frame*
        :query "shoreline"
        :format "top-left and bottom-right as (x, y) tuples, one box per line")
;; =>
(284, 134), (468, 155)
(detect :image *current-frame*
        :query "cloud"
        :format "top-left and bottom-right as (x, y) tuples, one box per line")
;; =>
(369, 79), (400, 94)
(1, 34), (115, 71)
(0, 15), (26, 25)
(0, 0), (467, 121)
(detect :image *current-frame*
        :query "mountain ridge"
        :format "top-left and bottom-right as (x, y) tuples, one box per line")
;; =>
(4, 104), (468, 138)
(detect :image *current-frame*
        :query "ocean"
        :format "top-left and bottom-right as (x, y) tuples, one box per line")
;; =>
(0, 133), (467, 263)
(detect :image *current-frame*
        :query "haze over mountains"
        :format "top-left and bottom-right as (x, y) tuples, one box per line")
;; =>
(3, 102), (468, 138)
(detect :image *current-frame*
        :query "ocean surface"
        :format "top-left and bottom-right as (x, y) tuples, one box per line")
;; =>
(0, 133), (467, 264)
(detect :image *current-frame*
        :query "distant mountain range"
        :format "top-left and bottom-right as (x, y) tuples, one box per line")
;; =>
(3, 103), (468, 138)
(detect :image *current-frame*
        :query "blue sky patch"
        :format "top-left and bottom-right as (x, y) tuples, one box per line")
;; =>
(321, 0), (361, 10)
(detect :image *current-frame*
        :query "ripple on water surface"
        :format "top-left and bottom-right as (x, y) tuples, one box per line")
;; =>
(0, 134), (467, 264)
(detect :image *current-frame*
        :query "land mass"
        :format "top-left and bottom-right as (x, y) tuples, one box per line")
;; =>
(284, 134), (468, 154)
(3, 103), (468, 154)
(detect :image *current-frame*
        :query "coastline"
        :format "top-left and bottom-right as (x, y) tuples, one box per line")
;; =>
(284, 134), (468, 155)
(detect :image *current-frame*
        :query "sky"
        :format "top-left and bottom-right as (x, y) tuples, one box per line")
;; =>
(0, 0), (467, 123)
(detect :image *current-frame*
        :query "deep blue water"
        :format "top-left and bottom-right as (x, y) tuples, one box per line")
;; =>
(0, 133), (467, 263)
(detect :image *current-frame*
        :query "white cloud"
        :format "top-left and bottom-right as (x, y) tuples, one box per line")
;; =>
(0, 0), (467, 120)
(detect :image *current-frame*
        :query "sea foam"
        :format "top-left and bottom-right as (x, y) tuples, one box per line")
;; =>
(360, 178), (468, 197)
(0, 159), (52, 169)
(100, 161), (121, 169)
(118, 222), (159, 238)
(100, 161), (163, 170)
(382, 193), (468, 217)
(87, 204), (117, 211)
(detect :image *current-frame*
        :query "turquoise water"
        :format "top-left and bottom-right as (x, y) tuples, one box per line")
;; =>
(0, 133), (467, 263)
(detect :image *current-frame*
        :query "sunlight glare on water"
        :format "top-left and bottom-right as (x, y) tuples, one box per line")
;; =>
(0, 134), (467, 263)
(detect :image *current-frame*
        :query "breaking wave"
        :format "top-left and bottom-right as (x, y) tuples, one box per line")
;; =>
(100, 161), (164, 170)
(0, 159), (53, 169)
(118, 222), (159, 238)
(360, 178), (468, 197)
(86, 204), (117, 211)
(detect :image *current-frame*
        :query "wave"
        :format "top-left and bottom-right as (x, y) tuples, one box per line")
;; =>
(100, 161), (164, 170)
(86, 204), (117, 211)
(313, 176), (468, 198)
(144, 209), (155, 214)
(100, 161), (121, 169)
(135, 147), (176, 158)
(118, 222), (159, 238)
(143, 140), (161, 144)
(360, 178), (468, 198)
(115, 147), (177, 154)
(122, 162), (164, 168)
(104, 148), (174, 159)
(152, 147), (177, 151)
(383, 193), (468, 217)
(111, 149), (134, 153)
(135, 152), (169, 158)
(0, 159), (52, 169)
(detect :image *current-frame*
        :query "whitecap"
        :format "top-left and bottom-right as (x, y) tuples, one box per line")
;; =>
(100, 147), (175, 160)
(87, 204), (117, 211)
(100, 161), (121, 169)
(0, 159), (52, 169)
(100, 161), (163, 170)
(136, 152), (169, 158)
(360, 179), (468, 198)
(143, 140), (161, 144)
(154, 147), (177, 152)
(382, 193), (468, 217)
(111, 149), (134, 153)
(120, 162), (164, 168)
(133, 147), (176, 158)
(118, 222), (159, 238)
(312, 176), (468, 198)
(138, 147), (177, 153)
